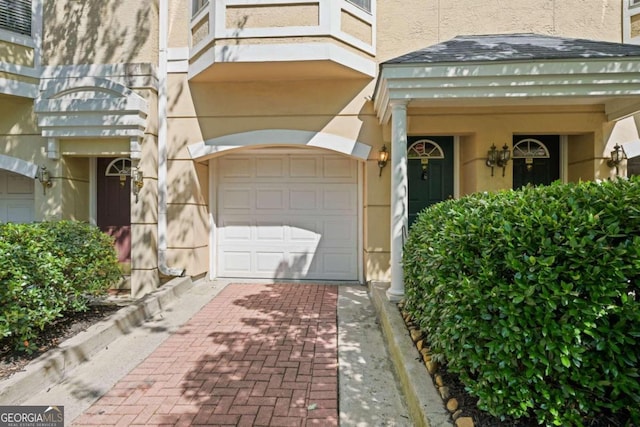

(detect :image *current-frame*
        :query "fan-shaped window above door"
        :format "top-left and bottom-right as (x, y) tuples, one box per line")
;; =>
(513, 138), (550, 171)
(408, 139), (445, 181)
(408, 139), (445, 160)
(105, 158), (132, 187)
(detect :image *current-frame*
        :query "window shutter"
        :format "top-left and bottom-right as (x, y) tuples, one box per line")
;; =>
(0, 0), (32, 36)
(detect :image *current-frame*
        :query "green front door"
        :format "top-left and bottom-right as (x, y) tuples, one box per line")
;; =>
(512, 135), (560, 189)
(408, 136), (454, 228)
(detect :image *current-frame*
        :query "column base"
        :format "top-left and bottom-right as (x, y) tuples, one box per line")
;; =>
(386, 286), (404, 302)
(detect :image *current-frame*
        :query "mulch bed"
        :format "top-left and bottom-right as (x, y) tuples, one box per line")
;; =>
(0, 304), (122, 381)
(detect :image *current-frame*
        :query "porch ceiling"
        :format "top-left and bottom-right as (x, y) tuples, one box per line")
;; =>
(374, 34), (640, 124)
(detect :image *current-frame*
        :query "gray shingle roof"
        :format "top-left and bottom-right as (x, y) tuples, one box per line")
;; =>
(385, 33), (640, 64)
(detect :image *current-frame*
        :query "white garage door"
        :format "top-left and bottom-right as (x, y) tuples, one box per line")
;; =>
(217, 151), (358, 280)
(0, 170), (35, 223)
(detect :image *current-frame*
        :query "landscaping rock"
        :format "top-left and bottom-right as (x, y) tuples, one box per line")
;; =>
(434, 374), (444, 387)
(447, 398), (459, 412)
(456, 417), (474, 427)
(439, 385), (450, 400)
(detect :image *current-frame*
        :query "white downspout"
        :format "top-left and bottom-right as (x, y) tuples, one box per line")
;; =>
(158, 0), (185, 277)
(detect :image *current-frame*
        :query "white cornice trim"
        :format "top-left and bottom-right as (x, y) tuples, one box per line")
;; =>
(168, 47), (189, 73)
(0, 77), (38, 98)
(0, 155), (39, 178)
(35, 77), (149, 140)
(188, 129), (372, 161)
(40, 64), (158, 90)
(189, 42), (376, 79)
(375, 58), (640, 123)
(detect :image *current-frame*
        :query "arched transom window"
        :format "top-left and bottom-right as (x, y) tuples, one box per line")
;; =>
(408, 139), (445, 159)
(513, 138), (550, 159)
(105, 158), (132, 186)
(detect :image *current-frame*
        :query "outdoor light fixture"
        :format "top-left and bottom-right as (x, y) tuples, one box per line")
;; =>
(37, 166), (52, 194)
(607, 143), (626, 176)
(378, 145), (389, 176)
(486, 144), (511, 177)
(132, 167), (144, 203)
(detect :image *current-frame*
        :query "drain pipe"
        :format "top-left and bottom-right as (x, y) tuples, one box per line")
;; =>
(158, 0), (185, 277)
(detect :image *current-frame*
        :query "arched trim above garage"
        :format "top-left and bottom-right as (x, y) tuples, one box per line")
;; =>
(0, 154), (38, 178)
(188, 129), (372, 161)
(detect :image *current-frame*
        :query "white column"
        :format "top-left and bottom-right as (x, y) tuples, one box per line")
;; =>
(387, 101), (408, 301)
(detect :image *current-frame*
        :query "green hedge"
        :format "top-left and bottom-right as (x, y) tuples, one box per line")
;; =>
(403, 179), (640, 426)
(0, 221), (122, 352)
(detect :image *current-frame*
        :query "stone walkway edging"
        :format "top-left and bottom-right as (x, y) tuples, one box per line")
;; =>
(370, 281), (453, 427)
(0, 276), (194, 405)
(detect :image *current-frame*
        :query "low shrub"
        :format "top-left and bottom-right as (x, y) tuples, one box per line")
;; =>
(0, 221), (121, 352)
(404, 179), (640, 426)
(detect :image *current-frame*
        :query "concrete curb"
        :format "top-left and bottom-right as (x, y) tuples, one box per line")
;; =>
(370, 281), (453, 427)
(0, 276), (194, 405)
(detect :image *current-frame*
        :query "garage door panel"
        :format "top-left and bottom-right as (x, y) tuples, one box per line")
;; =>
(256, 157), (286, 177)
(322, 218), (355, 246)
(323, 252), (357, 274)
(218, 152), (357, 280)
(256, 221), (286, 241)
(221, 158), (252, 178)
(290, 222), (321, 242)
(0, 171), (35, 224)
(221, 188), (252, 209)
(290, 157), (320, 177)
(257, 251), (287, 273)
(323, 186), (355, 211)
(222, 251), (253, 273)
(256, 188), (286, 210)
(324, 157), (355, 179)
(289, 188), (318, 210)
(8, 175), (34, 194)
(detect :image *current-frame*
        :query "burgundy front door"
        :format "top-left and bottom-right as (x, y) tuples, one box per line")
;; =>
(97, 158), (131, 264)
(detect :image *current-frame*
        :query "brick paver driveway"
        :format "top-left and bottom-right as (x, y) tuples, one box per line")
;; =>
(73, 284), (338, 426)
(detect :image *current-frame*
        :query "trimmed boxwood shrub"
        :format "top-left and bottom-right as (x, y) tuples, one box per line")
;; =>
(0, 221), (121, 352)
(404, 179), (640, 426)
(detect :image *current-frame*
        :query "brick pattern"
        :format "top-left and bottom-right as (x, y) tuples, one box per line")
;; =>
(73, 284), (338, 427)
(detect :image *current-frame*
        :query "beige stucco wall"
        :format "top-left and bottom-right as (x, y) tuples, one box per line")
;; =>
(42, 0), (159, 66)
(165, 0), (634, 285)
(0, 41), (34, 67)
(226, 4), (320, 28)
(376, 0), (623, 62)
(341, 10), (372, 45)
(169, 0), (189, 48)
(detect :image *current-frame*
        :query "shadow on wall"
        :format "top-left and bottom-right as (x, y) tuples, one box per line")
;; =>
(42, 0), (153, 65)
(274, 252), (309, 280)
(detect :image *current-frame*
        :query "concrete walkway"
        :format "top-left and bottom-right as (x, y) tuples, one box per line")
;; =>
(8, 280), (412, 426)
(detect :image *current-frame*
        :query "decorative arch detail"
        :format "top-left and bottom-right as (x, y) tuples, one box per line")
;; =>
(34, 77), (148, 141)
(513, 138), (550, 159)
(188, 129), (372, 161)
(408, 139), (445, 159)
(0, 154), (39, 178)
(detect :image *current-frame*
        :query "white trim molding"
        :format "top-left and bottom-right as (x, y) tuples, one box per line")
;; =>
(0, 154), (39, 178)
(374, 58), (640, 124)
(189, 42), (376, 80)
(34, 77), (149, 141)
(188, 129), (372, 161)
